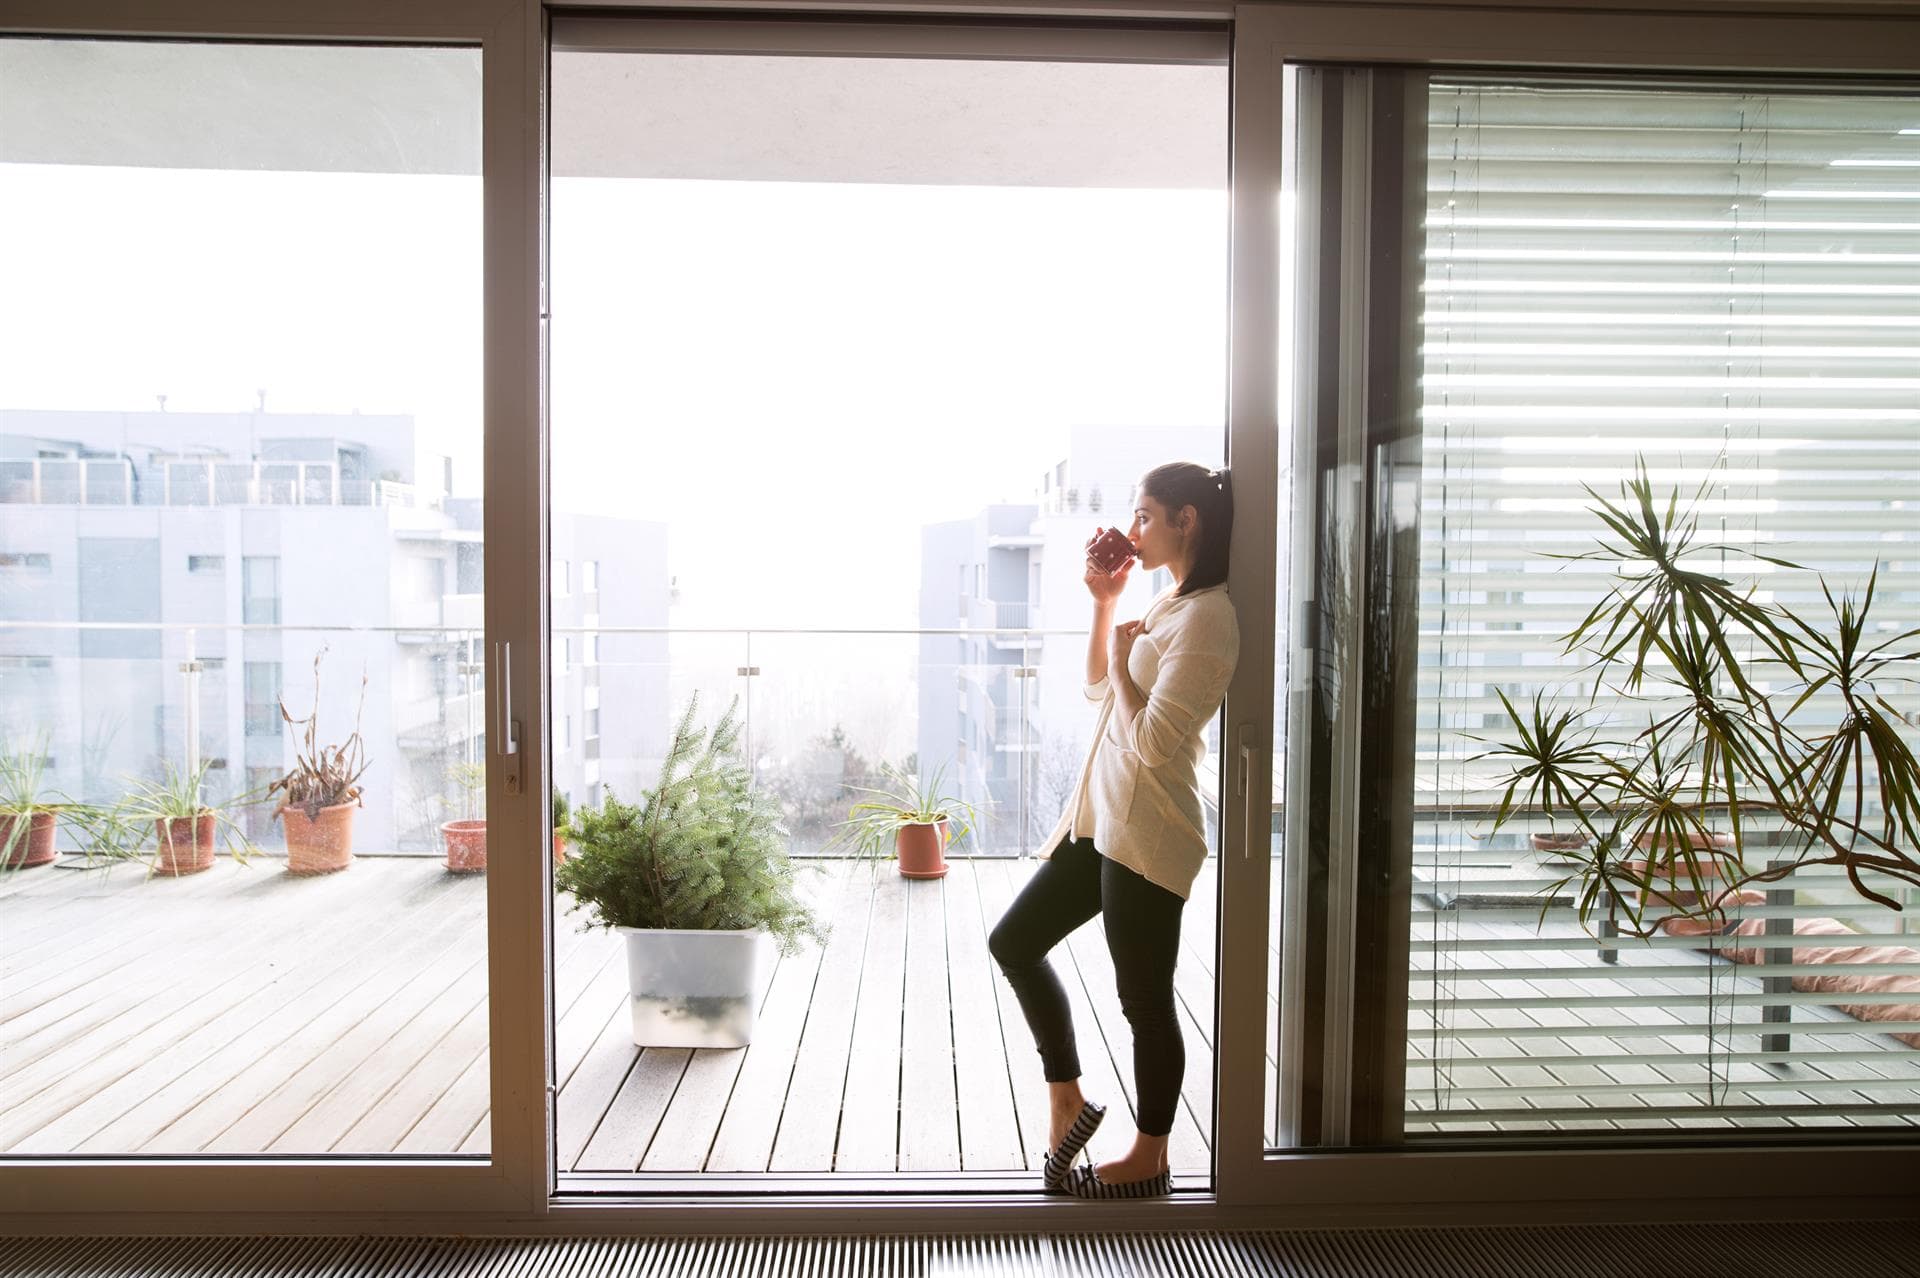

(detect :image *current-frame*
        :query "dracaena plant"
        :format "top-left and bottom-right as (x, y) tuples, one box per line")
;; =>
(1482, 457), (1920, 937)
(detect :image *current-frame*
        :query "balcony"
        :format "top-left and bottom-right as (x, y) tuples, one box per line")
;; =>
(3, 619), (1918, 1168)
(8, 848), (1915, 1170)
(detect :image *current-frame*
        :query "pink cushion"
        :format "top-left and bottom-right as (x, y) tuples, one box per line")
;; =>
(1658, 890), (1920, 1049)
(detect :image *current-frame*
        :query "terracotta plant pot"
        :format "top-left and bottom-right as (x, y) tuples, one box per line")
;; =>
(895, 820), (949, 880)
(443, 819), (487, 873)
(0, 810), (58, 870)
(280, 800), (357, 875)
(1530, 832), (1589, 853)
(553, 833), (567, 867)
(153, 812), (217, 876)
(1629, 830), (1737, 909)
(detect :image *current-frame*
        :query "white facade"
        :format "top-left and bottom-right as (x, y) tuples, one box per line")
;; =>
(0, 408), (668, 855)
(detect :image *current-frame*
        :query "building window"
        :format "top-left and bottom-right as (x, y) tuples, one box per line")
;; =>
(552, 557), (570, 596)
(562, 713), (573, 749)
(1, 553), (51, 572)
(242, 556), (280, 625)
(558, 636), (571, 675)
(586, 633), (600, 666)
(582, 559), (598, 593)
(586, 706), (600, 740)
(188, 554), (224, 574)
(244, 661), (282, 736)
(0, 654), (53, 669)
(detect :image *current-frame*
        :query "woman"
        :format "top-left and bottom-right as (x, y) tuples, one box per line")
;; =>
(989, 461), (1239, 1199)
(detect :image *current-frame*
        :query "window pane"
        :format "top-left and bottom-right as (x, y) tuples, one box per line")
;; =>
(1409, 79), (1920, 1137)
(0, 37), (483, 1159)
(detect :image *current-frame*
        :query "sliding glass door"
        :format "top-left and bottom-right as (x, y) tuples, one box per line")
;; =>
(1228, 20), (1920, 1180)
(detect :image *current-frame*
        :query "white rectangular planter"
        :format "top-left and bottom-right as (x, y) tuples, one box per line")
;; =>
(616, 925), (766, 1048)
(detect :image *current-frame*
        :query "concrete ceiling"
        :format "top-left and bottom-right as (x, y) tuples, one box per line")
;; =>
(1, 38), (1225, 187)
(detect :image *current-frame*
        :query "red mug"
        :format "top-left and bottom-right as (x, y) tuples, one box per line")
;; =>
(1085, 527), (1137, 575)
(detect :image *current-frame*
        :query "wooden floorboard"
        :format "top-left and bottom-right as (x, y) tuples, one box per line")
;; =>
(8, 855), (1918, 1174)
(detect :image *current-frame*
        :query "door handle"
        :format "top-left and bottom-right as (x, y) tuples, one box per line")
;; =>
(493, 640), (523, 796)
(1238, 725), (1259, 860)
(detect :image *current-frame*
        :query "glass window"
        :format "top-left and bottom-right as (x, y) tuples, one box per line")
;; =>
(1, 36), (482, 1160)
(1405, 78), (1920, 1139)
(242, 555), (279, 625)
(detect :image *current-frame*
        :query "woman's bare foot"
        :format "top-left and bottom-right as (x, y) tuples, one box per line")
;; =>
(1094, 1132), (1170, 1185)
(1047, 1080), (1088, 1151)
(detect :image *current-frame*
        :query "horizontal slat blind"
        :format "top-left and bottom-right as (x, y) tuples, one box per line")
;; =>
(1412, 80), (1920, 1135)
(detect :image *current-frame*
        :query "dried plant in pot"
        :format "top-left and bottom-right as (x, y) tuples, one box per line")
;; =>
(832, 762), (978, 880)
(119, 758), (261, 877)
(554, 694), (825, 1048)
(1483, 457), (1920, 939)
(267, 648), (370, 876)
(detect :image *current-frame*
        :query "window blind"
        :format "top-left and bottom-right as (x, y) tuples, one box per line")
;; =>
(1412, 81), (1920, 1134)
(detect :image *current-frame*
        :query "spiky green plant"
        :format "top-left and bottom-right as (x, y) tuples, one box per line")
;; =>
(1483, 457), (1920, 937)
(554, 695), (824, 956)
(117, 758), (262, 871)
(830, 762), (978, 869)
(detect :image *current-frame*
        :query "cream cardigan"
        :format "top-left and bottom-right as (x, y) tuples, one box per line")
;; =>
(1034, 582), (1240, 900)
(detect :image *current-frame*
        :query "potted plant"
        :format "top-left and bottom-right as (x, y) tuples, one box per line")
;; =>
(1, 733), (62, 871)
(834, 763), (977, 879)
(554, 694), (824, 1048)
(441, 760), (487, 873)
(119, 759), (260, 877)
(551, 785), (569, 867)
(267, 648), (370, 876)
(1484, 457), (1920, 937)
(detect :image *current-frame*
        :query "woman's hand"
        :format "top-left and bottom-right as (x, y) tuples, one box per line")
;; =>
(1110, 619), (1144, 673)
(1084, 533), (1132, 604)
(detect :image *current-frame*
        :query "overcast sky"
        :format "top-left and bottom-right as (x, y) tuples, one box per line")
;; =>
(1, 164), (1228, 631)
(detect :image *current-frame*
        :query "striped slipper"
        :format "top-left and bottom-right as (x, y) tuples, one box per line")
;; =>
(1059, 1165), (1173, 1199)
(1040, 1101), (1106, 1190)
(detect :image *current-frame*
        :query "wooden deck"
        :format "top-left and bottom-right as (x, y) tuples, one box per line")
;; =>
(5, 853), (1918, 1172)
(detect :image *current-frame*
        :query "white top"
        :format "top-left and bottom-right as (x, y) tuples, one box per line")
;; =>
(1035, 582), (1240, 900)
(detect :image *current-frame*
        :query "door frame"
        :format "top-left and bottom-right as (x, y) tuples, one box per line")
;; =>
(0, 0), (548, 1219)
(1212, 0), (1920, 1212)
(3, 0), (1920, 1234)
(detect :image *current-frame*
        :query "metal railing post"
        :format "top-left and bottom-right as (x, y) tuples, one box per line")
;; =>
(180, 627), (201, 797)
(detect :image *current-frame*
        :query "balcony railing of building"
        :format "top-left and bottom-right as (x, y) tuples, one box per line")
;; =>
(0, 458), (439, 510)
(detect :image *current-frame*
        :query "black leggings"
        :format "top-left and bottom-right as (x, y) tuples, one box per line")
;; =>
(987, 836), (1186, 1138)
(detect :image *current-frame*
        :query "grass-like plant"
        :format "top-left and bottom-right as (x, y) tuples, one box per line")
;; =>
(118, 758), (262, 870)
(267, 646), (370, 822)
(554, 695), (824, 955)
(1483, 457), (1920, 936)
(832, 762), (978, 866)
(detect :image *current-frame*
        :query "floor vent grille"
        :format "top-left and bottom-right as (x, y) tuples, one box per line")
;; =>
(5, 1221), (1917, 1277)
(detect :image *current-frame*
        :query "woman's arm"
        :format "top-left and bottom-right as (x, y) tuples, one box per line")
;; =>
(1087, 597), (1117, 687)
(1122, 604), (1240, 768)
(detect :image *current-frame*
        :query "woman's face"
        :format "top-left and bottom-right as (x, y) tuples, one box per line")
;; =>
(1127, 490), (1193, 572)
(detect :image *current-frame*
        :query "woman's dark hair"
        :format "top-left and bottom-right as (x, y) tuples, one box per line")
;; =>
(1139, 461), (1233, 596)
